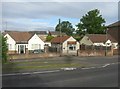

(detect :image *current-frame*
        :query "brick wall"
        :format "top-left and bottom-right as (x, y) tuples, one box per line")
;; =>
(7, 51), (17, 54)
(113, 49), (120, 55)
(78, 50), (113, 56)
(8, 53), (60, 60)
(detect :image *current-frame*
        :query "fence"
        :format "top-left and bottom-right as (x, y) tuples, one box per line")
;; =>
(79, 45), (113, 56)
(80, 45), (111, 51)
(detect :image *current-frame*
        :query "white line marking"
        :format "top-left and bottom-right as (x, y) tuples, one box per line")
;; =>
(61, 68), (76, 71)
(81, 67), (96, 70)
(102, 64), (110, 68)
(90, 67), (95, 69)
(81, 68), (91, 69)
(22, 72), (30, 75)
(2, 70), (60, 76)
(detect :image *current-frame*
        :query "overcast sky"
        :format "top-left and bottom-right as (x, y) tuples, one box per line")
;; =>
(1, 0), (119, 31)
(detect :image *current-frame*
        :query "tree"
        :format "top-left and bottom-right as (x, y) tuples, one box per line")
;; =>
(0, 33), (8, 63)
(76, 9), (106, 35)
(46, 31), (54, 41)
(55, 21), (75, 36)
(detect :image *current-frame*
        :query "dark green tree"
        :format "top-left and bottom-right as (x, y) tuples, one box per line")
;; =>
(55, 21), (75, 36)
(0, 33), (8, 63)
(76, 9), (106, 35)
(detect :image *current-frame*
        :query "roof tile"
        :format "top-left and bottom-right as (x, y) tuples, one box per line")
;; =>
(51, 36), (70, 43)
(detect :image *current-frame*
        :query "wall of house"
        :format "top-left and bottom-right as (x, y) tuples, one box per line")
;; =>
(105, 40), (112, 46)
(44, 42), (51, 47)
(112, 43), (118, 49)
(93, 40), (118, 49)
(92, 39), (115, 47)
(108, 27), (118, 42)
(62, 37), (79, 54)
(16, 44), (28, 54)
(93, 43), (105, 46)
(4, 34), (16, 51)
(28, 34), (45, 50)
(80, 36), (93, 45)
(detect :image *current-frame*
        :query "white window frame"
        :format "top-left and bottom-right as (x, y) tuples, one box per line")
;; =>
(68, 44), (76, 50)
(31, 44), (40, 50)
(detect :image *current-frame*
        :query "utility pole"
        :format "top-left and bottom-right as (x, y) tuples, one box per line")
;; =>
(59, 19), (62, 56)
(105, 28), (108, 56)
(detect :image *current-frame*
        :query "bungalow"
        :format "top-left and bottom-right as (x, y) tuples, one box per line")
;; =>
(49, 31), (66, 37)
(80, 34), (118, 49)
(51, 36), (79, 55)
(4, 31), (45, 54)
(107, 21), (120, 43)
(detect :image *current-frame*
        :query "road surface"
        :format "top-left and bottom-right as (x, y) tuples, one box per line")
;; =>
(2, 63), (118, 87)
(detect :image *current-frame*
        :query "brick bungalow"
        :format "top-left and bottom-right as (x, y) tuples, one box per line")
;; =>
(107, 21), (120, 43)
(107, 21), (120, 55)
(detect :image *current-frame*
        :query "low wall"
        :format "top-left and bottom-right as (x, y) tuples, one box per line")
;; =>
(113, 49), (120, 55)
(7, 51), (17, 54)
(8, 53), (60, 60)
(78, 50), (113, 56)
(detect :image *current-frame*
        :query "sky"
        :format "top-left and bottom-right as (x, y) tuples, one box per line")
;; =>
(1, 0), (119, 31)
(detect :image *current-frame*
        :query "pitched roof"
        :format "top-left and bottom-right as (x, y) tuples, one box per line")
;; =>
(107, 21), (120, 27)
(37, 35), (46, 42)
(86, 34), (117, 43)
(49, 31), (66, 35)
(29, 31), (47, 35)
(51, 36), (70, 43)
(5, 31), (33, 43)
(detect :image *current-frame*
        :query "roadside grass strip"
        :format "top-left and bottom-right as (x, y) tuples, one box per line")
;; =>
(4, 63), (82, 69)
(3, 63), (85, 73)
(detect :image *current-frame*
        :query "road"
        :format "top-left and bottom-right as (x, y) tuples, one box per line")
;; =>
(2, 63), (118, 87)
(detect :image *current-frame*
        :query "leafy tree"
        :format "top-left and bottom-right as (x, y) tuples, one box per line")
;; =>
(55, 21), (75, 36)
(46, 32), (54, 41)
(76, 9), (106, 35)
(0, 33), (8, 63)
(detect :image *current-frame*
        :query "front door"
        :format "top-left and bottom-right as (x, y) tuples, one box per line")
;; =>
(20, 45), (25, 54)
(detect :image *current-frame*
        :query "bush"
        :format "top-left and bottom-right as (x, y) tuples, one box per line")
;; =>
(46, 35), (54, 41)
(0, 34), (8, 63)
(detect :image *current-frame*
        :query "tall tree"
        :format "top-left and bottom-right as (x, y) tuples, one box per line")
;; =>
(76, 9), (106, 35)
(55, 21), (75, 36)
(0, 33), (8, 63)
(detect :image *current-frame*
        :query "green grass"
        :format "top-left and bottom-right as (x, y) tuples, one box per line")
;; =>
(2, 62), (85, 73)
(3, 59), (92, 73)
(3, 63), (83, 69)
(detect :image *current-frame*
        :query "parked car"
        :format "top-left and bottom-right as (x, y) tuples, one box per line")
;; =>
(32, 49), (44, 54)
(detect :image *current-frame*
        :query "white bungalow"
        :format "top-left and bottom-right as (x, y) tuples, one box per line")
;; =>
(51, 36), (79, 55)
(4, 31), (45, 54)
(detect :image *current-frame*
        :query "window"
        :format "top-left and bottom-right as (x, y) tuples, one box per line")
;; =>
(8, 44), (12, 50)
(68, 45), (76, 50)
(107, 43), (110, 45)
(45, 44), (49, 46)
(31, 44), (40, 49)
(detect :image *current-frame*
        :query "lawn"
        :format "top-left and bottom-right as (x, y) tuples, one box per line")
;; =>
(3, 56), (99, 74)
(2, 59), (90, 73)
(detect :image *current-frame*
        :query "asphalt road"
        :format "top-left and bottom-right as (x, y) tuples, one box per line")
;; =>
(2, 63), (118, 87)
